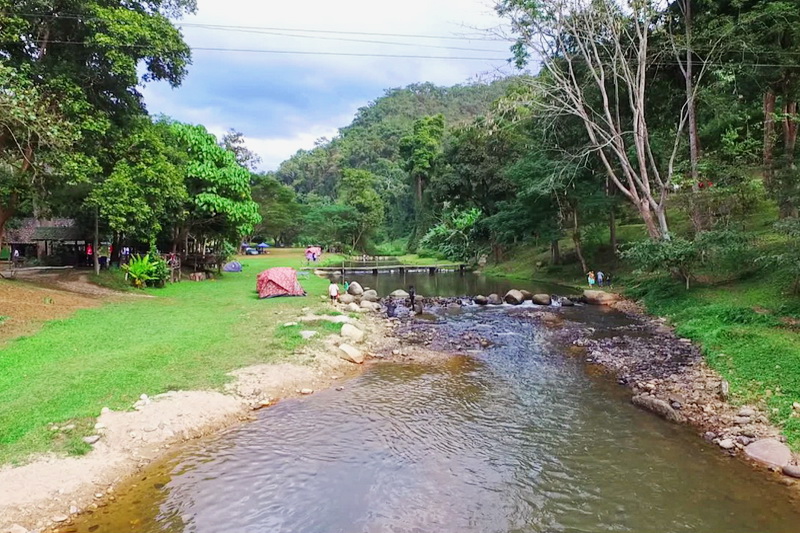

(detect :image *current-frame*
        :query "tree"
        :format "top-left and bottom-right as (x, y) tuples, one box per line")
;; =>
(338, 169), (384, 250)
(0, 63), (77, 250)
(497, 0), (714, 240)
(169, 123), (261, 252)
(221, 129), (262, 171)
(251, 173), (301, 245)
(302, 203), (359, 249)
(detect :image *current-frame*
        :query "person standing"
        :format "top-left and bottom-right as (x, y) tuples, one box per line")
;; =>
(11, 248), (20, 269)
(596, 270), (605, 287)
(408, 285), (416, 309)
(587, 271), (596, 287)
(343, 279), (350, 293)
(328, 280), (340, 303)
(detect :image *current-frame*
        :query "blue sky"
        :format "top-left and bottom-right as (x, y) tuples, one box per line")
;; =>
(142, 0), (514, 170)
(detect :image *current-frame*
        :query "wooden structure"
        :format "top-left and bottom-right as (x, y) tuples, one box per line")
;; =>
(304, 264), (468, 276)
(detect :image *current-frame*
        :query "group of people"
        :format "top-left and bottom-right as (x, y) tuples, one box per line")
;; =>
(587, 270), (610, 287)
(328, 279), (350, 301)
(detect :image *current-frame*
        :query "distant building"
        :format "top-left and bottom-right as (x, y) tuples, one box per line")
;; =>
(4, 218), (88, 265)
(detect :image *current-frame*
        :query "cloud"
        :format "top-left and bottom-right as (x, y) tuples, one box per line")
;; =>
(143, 0), (514, 170)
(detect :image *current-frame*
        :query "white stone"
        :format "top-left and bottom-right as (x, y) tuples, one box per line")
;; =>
(4, 525), (29, 533)
(718, 439), (735, 450)
(83, 435), (101, 445)
(299, 330), (318, 340)
(390, 289), (409, 298)
(337, 344), (365, 364)
(299, 388), (313, 395)
(51, 515), (69, 523)
(340, 324), (365, 343)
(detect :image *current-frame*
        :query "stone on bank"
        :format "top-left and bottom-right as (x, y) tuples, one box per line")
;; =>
(504, 290), (524, 305)
(337, 344), (365, 364)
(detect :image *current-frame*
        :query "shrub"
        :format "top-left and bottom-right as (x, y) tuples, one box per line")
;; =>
(123, 254), (156, 288)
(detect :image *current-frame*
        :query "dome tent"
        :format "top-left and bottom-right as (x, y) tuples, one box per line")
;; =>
(223, 261), (242, 272)
(257, 267), (306, 299)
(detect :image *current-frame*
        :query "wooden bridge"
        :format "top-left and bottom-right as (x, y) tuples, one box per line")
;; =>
(302, 264), (469, 275)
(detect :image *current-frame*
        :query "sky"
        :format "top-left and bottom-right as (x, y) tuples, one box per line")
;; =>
(142, 0), (514, 171)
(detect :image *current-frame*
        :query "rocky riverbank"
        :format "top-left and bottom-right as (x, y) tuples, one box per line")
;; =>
(550, 299), (800, 483)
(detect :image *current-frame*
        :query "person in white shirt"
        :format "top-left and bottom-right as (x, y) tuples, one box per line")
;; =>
(328, 280), (340, 303)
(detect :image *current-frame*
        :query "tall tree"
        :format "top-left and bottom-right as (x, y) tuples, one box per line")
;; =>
(338, 169), (384, 250)
(497, 0), (710, 240)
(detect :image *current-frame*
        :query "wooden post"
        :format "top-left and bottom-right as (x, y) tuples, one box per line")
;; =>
(429, 267), (435, 276)
(372, 268), (378, 275)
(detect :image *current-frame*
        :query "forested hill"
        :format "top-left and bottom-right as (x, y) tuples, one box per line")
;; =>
(270, 80), (514, 240)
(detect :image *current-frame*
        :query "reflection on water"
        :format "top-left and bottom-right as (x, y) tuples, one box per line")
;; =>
(74, 311), (800, 533)
(341, 271), (572, 298)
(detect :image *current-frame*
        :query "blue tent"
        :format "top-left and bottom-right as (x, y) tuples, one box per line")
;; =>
(257, 242), (270, 248)
(223, 261), (243, 273)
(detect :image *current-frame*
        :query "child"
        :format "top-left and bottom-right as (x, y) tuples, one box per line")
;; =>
(328, 280), (340, 303)
(587, 271), (596, 287)
(343, 279), (350, 292)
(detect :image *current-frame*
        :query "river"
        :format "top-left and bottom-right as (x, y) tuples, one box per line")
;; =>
(71, 273), (800, 533)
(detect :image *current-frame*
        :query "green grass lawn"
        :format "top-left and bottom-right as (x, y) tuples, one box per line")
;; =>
(0, 250), (341, 465)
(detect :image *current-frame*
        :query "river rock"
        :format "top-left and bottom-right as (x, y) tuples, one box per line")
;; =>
(346, 302), (360, 313)
(347, 281), (364, 296)
(738, 407), (756, 417)
(532, 294), (551, 306)
(487, 293), (502, 305)
(51, 515), (69, 523)
(3, 525), (29, 533)
(718, 438), (736, 450)
(558, 297), (575, 307)
(473, 295), (488, 306)
(341, 323), (365, 343)
(631, 394), (685, 423)
(362, 289), (379, 302)
(504, 290), (525, 305)
(745, 438), (792, 468)
(360, 300), (380, 311)
(520, 290), (533, 301)
(783, 464), (800, 478)
(583, 290), (619, 305)
(390, 289), (409, 298)
(82, 435), (101, 445)
(300, 330), (318, 340)
(337, 344), (365, 364)
(339, 294), (355, 305)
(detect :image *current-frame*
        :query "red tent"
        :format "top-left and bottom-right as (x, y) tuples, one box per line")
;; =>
(257, 268), (306, 299)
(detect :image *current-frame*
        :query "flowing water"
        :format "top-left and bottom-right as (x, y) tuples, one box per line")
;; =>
(72, 276), (800, 533)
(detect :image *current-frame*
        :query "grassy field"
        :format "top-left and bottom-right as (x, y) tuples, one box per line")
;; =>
(0, 249), (341, 465)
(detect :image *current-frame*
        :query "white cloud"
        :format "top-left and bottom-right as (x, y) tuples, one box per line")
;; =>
(144, 0), (515, 170)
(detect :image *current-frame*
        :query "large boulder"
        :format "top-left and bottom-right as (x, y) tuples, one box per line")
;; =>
(337, 344), (365, 364)
(583, 289), (619, 306)
(360, 300), (380, 311)
(346, 302), (360, 313)
(339, 294), (355, 305)
(532, 294), (551, 306)
(390, 289), (409, 298)
(340, 323), (365, 343)
(520, 290), (533, 301)
(487, 293), (503, 305)
(631, 394), (685, 423)
(558, 297), (575, 307)
(745, 438), (792, 469)
(348, 281), (364, 296)
(362, 289), (379, 302)
(504, 290), (525, 305)
(473, 295), (488, 306)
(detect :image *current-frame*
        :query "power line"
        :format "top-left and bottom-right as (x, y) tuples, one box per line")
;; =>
(184, 26), (507, 53)
(34, 40), (510, 61)
(11, 12), (505, 42)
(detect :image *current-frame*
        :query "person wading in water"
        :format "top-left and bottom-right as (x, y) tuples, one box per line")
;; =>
(409, 285), (416, 310)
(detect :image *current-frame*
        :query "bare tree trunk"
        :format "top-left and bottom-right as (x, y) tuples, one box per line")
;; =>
(764, 89), (777, 186)
(609, 207), (617, 252)
(572, 209), (588, 274)
(93, 208), (100, 275)
(550, 239), (560, 265)
(780, 99), (799, 217)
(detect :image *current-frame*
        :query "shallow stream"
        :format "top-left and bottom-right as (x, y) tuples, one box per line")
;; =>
(71, 275), (800, 532)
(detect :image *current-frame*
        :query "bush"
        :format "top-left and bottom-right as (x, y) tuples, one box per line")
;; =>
(122, 253), (169, 289)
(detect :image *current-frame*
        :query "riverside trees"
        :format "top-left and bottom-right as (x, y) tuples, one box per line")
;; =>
(0, 2), (259, 261)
